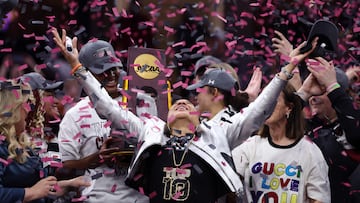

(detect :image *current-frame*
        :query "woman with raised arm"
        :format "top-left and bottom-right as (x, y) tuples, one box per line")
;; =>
(52, 28), (318, 202)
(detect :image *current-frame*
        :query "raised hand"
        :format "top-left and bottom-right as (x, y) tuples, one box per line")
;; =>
(306, 57), (337, 88)
(277, 37), (318, 81)
(272, 30), (293, 57)
(289, 37), (318, 66)
(243, 67), (262, 102)
(51, 28), (80, 68)
(297, 73), (325, 101)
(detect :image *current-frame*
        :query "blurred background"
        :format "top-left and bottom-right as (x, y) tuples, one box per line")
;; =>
(0, 0), (359, 88)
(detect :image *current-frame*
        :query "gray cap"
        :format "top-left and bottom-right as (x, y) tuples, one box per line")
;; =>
(21, 72), (63, 90)
(187, 69), (238, 91)
(194, 55), (222, 76)
(78, 40), (123, 75)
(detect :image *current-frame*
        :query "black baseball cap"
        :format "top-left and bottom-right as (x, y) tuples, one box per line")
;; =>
(21, 72), (63, 91)
(187, 68), (239, 91)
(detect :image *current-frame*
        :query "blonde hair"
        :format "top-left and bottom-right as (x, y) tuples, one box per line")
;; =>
(26, 89), (45, 139)
(0, 79), (35, 163)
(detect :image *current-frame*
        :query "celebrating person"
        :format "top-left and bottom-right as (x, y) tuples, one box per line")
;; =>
(52, 28), (318, 202)
(57, 36), (148, 202)
(0, 78), (90, 203)
(232, 83), (330, 203)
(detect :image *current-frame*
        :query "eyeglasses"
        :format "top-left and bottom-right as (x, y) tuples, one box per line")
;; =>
(93, 47), (114, 58)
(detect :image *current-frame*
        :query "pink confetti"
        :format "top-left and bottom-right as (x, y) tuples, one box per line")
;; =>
(123, 75), (133, 80)
(12, 89), (20, 99)
(0, 48), (12, 52)
(175, 168), (187, 174)
(353, 27), (360, 33)
(103, 169), (115, 175)
(68, 20), (77, 25)
(22, 102), (31, 112)
(104, 120), (112, 128)
(111, 184), (117, 192)
(120, 27), (131, 34)
(143, 21), (154, 27)
(172, 81), (183, 89)
(41, 157), (53, 162)
(80, 124), (90, 129)
(211, 12), (227, 23)
(71, 196), (88, 202)
(166, 13), (176, 18)
(35, 63), (47, 70)
(120, 90), (131, 100)
(149, 191), (157, 199)
(72, 132), (82, 140)
(172, 191), (181, 200)
(189, 111), (200, 116)
(172, 41), (186, 47)
(180, 163), (192, 169)
(180, 71), (192, 76)
(39, 170), (45, 178)
(157, 80), (166, 85)
(50, 162), (63, 168)
(0, 157), (10, 165)
(112, 7), (120, 17)
(17, 22), (26, 30)
(139, 187), (145, 195)
(195, 87), (207, 93)
(75, 114), (92, 122)
(133, 174), (143, 181)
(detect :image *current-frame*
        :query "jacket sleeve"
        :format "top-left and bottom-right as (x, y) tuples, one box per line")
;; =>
(226, 76), (287, 149)
(73, 69), (144, 137)
(327, 88), (360, 149)
(0, 152), (25, 203)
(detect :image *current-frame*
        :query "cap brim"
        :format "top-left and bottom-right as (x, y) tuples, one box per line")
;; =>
(88, 60), (123, 75)
(186, 81), (206, 90)
(44, 81), (63, 90)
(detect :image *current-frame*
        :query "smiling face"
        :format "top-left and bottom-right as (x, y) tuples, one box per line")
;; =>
(43, 91), (62, 121)
(167, 99), (199, 127)
(94, 67), (120, 98)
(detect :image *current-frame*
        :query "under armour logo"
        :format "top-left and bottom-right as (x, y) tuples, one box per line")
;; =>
(208, 79), (215, 85)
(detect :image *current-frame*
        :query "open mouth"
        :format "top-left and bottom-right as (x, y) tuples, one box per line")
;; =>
(105, 80), (117, 87)
(175, 105), (189, 111)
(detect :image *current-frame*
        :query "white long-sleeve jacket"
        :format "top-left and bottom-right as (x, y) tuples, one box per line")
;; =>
(73, 68), (287, 196)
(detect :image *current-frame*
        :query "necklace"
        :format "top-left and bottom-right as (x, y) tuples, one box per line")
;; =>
(167, 133), (195, 167)
(172, 148), (188, 167)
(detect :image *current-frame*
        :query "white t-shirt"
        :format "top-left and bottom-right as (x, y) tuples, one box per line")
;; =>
(232, 136), (330, 203)
(59, 97), (148, 203)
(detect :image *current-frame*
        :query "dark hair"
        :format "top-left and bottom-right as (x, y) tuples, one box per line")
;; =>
(208, 87), (249, 112)
(258, 84), (305, 140)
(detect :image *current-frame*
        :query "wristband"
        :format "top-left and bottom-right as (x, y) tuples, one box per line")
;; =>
(326, 82), (340, 93)
(281, 66), (294, 80)
(71, 63), (82, 75)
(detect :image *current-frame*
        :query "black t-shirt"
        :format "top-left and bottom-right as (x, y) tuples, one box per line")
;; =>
(145, 146), (228, 203)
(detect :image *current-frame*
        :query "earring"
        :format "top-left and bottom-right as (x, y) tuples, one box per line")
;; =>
(286, 112), (290, 119)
